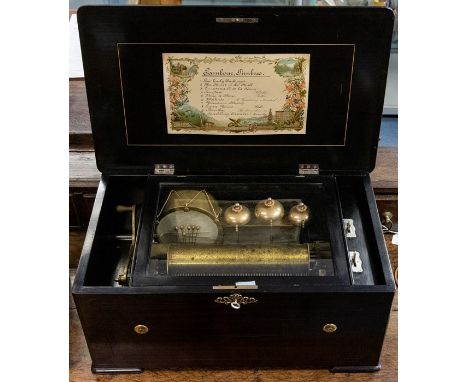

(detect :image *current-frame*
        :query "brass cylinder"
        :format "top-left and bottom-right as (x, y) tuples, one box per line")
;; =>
(165, 244), (310, 276)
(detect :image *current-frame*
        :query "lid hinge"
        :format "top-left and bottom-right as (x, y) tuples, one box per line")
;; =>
(299, 164), (319, 175)
(154, 164), (175, 175)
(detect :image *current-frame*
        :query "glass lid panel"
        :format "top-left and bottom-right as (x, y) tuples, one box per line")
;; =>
(136, 179), (350, 285)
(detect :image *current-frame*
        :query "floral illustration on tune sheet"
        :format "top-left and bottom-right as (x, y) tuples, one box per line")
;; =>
(162, 53), (310, 135)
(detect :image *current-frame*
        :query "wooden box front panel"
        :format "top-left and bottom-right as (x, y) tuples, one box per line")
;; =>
(74, 291), (393, 369)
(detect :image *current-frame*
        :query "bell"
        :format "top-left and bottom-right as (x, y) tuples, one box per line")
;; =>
(224, 203), (251, 228)
(255, 197), (284, 223)
(288, 202), (309, 227)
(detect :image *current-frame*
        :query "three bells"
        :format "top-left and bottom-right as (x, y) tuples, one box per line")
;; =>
(223, 197), (310, 232)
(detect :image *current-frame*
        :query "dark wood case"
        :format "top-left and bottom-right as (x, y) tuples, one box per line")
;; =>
(72, 5), (395, 374)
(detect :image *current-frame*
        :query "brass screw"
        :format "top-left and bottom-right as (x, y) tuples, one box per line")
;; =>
(322, 323), (337, 333)
(134, 324), (149, 335)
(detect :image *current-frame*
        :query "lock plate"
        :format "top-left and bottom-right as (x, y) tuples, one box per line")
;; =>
(215, 293), (257, 309)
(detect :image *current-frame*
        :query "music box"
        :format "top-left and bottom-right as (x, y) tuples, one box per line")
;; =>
(72, 5), (395, 374)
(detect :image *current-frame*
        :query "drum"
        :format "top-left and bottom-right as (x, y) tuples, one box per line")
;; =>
(155, 190), (222, 244)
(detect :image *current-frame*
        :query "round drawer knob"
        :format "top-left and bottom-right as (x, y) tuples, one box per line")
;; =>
(322, 323), (337, 333)
(134, 324), (149, 334)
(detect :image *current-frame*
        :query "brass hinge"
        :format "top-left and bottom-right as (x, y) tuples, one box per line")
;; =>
(154, 164), (175, 175)
(299, 164), (319, 175)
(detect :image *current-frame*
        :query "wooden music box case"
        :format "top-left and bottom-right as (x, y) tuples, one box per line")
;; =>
(72, 5), (395, 374)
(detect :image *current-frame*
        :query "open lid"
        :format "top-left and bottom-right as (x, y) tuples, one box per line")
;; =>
(78, 5), (394, 175)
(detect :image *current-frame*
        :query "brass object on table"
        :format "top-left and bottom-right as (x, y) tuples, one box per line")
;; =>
(151, 243), (310, 276)
(254, 197), (284, 222)
(134, 324), (149, 334)
(224, 203), (251, 230)
(322, 323), (337, 333)
(156, 189), (222, 244)
(288, 202), (310, 227)
(214, 293), (257, 310)
(382, 211), (393, 230)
